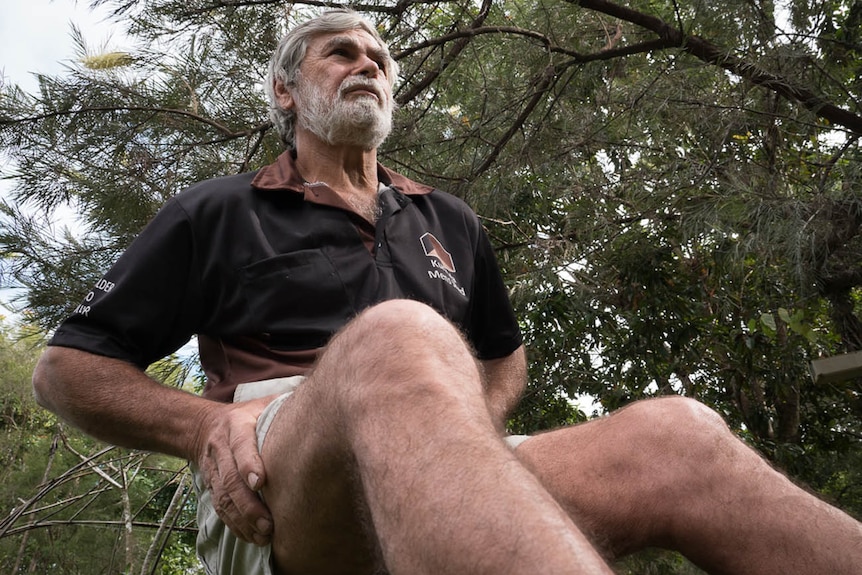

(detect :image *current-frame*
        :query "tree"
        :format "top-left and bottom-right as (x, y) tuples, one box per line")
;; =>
(2, 0), (861, 571)
(0, 319), (203, 573)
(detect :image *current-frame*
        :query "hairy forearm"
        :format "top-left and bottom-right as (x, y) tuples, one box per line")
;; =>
(32, 346), (216, 461)
(481, 345), (528, 429)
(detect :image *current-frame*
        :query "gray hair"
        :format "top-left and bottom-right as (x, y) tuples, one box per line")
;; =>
(265, 9), (399, 148)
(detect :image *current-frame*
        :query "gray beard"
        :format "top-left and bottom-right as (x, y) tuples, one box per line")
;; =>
(297, 76), (393, 150)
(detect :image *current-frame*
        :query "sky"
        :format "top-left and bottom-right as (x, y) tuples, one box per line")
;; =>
(1, 1), (124, 318)
(1, 0), (124, 92)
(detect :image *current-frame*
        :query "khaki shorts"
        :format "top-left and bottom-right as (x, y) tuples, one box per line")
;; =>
(192, 376), (529, 574)
(193, 376), (303, 575)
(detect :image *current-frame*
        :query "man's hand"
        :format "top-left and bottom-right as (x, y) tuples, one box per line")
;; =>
(33, 347), (278, 545)
(195, 396), (276, 546)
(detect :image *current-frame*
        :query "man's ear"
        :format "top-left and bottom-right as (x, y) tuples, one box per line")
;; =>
(273, 80), (295, 111)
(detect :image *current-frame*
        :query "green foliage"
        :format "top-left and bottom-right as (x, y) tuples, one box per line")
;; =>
(0, 320), (200, 573)
(616, 548), (707, 574)
(0, 429), (200, 574)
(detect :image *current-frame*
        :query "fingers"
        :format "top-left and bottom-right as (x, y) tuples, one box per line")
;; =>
(210, 456), (273, 546)
(232, 396), (274, 492)
(200, 399), (275, 546)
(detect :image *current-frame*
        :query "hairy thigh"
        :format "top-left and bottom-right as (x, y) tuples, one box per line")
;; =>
(259, 376), (383, 575)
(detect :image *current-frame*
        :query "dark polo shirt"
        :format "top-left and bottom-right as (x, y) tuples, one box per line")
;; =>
(50, 152), (522, 401)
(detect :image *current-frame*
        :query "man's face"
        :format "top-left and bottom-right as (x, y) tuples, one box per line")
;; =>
(292, 29), (394, 150)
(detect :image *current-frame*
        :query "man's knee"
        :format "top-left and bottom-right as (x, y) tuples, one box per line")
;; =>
(615, 396), (739, 475)
(349, 299), (461, 343)
(314, 299), (482, 413)
(624, 396), (730, 437)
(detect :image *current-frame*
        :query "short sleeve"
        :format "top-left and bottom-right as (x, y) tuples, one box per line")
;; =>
(50, 198), (203, 368)
(465, 227), (522, 359)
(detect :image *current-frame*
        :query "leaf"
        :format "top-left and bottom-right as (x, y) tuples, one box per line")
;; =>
(760, 312), (777, 331)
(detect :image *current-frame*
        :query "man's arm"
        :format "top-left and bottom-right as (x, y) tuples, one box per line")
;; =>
(32, 346), (274, 546)
(480, 344), (527, 429)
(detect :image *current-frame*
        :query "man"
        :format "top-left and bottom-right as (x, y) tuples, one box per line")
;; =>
(32, 9), (862, 575)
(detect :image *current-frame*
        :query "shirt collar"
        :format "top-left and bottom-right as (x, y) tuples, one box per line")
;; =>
(251, 150), (435, 197)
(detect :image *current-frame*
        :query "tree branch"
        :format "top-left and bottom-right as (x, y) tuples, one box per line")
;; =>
(175, 0), (445, 18)
(471, 64), (561, 180)
(569, 0), (862, 135)
(396, 0), (493, 105)
(1, 105), (267, 140)
(1, 519), (198, 538)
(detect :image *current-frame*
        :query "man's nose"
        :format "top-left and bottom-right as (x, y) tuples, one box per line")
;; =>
(357, 54), (381, 77)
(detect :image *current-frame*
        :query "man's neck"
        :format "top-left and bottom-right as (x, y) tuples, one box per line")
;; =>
(294, 134), (379, 197)
(293, 132), (383, 223)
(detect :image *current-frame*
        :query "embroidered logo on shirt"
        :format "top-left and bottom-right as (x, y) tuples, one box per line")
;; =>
(420, 232), (456, 273)
(420, 232), (465, 297)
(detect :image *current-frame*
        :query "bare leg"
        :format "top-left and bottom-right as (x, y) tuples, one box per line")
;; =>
(517, 396), (862, 575)
(260, 300), (612, 575)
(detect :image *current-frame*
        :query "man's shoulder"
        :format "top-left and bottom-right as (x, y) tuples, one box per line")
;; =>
(424, 186), (473, 210)
(408, 183), (482, 226)
(380, 164), (478, 218)
(173, 170), (261, 208)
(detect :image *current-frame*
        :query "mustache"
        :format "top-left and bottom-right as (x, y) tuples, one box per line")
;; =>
(339, 77), (385, 101)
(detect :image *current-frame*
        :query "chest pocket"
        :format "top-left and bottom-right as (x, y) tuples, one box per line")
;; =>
(239, 249), (353, 350)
